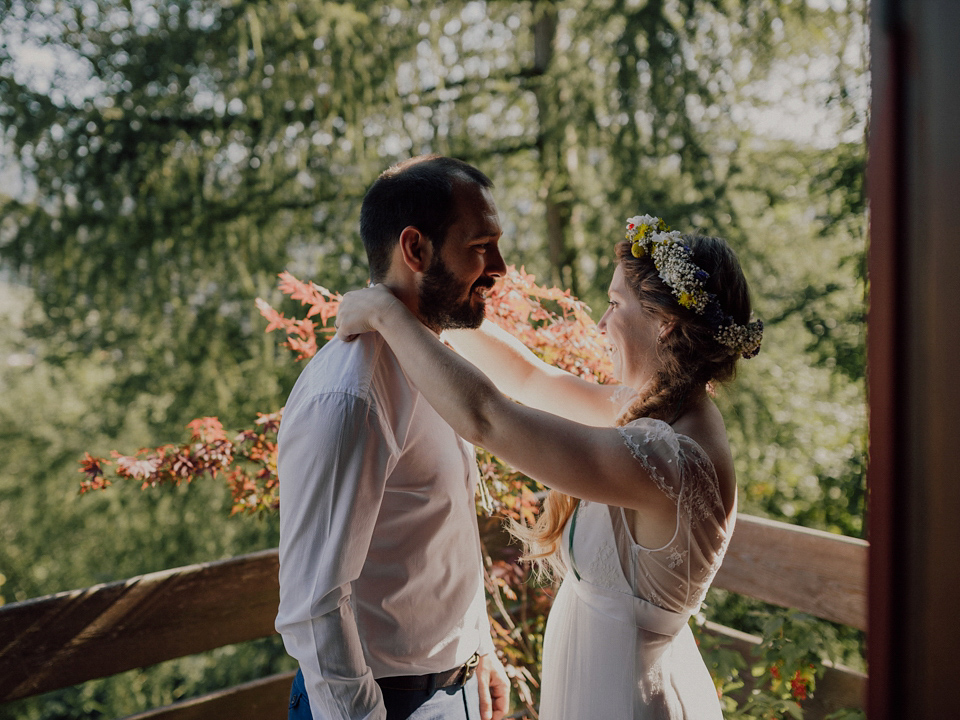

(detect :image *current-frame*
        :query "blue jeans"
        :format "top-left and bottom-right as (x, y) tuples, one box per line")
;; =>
(288, 668), (480, 720)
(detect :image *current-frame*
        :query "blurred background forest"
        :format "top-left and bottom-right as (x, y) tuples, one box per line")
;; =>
(0, 0), (867, 717)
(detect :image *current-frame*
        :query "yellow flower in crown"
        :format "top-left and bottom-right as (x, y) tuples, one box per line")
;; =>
(625, 214), (664, 259)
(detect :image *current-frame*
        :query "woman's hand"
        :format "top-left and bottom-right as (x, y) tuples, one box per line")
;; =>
(335, 284), (401, 342)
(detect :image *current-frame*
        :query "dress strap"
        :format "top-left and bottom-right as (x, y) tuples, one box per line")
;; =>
(568, 570), (691, 637)
(568, 501), (582, 581)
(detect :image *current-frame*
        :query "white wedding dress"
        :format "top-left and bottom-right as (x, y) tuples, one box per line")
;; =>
(538, 418), (734, 719)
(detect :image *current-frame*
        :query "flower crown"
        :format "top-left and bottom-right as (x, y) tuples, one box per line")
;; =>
(625, 214), (763, 359)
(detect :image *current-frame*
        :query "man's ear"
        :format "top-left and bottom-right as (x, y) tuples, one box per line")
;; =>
(397, 226), (433, 274)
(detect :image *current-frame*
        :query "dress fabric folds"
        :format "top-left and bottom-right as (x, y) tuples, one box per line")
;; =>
(538, 418), (734, 720)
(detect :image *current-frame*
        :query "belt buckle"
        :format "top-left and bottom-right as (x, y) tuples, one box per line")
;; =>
(457, 652), (481, 686)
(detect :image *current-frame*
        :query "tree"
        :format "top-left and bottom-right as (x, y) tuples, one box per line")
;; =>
(1, 0), (416, 433)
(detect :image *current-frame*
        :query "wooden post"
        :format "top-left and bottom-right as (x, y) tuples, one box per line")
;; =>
(868, 1), (960, 717)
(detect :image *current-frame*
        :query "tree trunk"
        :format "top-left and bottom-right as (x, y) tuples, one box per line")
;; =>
(532, 1), (576, 292)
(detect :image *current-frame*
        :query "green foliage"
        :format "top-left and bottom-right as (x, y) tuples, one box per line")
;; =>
(720, 140), (867, 538)
(825, 710), (867, 720)
(700, 589), (866, 717)
(0, 284), (285, 717)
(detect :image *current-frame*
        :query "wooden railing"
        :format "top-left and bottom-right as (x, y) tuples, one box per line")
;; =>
(0, 514), (867, 719)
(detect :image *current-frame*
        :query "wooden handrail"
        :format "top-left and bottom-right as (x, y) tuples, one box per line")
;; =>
(0, 514), (867, 706)
(0, 548), (280, 704)
(713, 514), (868, 630)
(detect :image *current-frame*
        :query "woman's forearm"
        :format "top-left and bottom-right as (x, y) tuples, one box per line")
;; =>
(442, 321), (543, 401)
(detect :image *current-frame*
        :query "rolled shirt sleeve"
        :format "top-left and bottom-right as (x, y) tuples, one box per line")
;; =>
(276, 391), (397, 720)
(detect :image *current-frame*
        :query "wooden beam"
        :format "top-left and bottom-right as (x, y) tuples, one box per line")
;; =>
(121, 671), (296, 720)
(712, 515), (868, 631)
(0, 549), (280, 703)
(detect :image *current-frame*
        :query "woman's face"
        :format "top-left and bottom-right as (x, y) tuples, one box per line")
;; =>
(597, 264), (664, 388)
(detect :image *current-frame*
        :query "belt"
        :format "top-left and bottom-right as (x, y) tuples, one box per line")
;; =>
(376, 652), (480, 692)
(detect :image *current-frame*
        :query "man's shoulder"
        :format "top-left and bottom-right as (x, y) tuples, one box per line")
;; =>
(279, 335), (413, 457)
(285, 333), (409, 413)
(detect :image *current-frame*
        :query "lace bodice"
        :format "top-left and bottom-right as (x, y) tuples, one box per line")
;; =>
(564, 417), (735, 615)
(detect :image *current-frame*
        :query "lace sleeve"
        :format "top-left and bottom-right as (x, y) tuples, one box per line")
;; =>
(677, 442), (727, 522)
(616, 418), (683, 502)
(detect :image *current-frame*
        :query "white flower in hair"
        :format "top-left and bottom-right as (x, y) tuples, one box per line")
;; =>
(714, 318), (764, 358)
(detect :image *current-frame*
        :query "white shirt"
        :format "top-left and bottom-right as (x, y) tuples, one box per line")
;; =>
(275, 332), (494, 720)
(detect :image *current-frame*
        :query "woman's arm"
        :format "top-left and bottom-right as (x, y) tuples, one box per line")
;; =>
(336, 286), (675, 516)
(443, 321), (622, 426)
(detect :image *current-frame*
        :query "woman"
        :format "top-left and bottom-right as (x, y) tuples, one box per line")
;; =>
(335, 215), (763, 719)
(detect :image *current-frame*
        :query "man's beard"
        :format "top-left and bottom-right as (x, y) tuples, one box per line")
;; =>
(417, 256), (494, 331)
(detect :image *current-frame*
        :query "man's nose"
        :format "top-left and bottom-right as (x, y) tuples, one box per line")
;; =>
(485, 246), (507, 278)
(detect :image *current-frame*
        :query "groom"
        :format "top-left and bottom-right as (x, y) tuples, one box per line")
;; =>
(275, 155), (510, 720)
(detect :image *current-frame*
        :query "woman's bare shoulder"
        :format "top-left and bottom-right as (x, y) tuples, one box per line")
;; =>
(671, 399), (737, 516)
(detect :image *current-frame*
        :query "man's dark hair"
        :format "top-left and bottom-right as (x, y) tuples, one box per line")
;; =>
(360, 155), (493, 282)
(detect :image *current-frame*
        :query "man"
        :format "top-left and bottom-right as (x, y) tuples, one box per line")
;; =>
(275, 155), (511, 720)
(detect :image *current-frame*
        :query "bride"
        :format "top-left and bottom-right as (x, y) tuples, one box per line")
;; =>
(335, 215), (762, 719)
